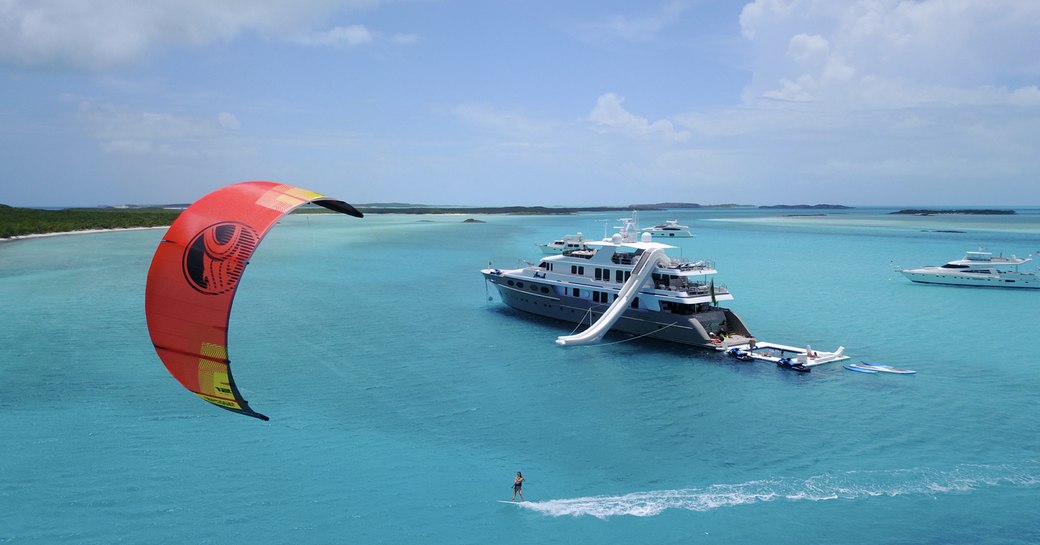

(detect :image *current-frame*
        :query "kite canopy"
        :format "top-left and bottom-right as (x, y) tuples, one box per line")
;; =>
(145, 181), (362, 420)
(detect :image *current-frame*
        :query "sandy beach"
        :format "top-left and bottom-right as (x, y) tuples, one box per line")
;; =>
(0, 225), (168, 243)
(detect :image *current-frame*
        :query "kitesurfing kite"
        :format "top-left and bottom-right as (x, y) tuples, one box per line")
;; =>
(145, 181), (362, 421)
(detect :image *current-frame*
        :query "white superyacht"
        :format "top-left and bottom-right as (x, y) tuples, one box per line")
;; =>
(900, 250), (1040, 289)
(482, 231), (753, 348)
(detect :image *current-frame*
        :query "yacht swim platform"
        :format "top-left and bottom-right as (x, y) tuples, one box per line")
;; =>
(720, 341), (848, 367)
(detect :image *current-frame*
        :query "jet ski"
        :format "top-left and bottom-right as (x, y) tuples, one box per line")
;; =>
(776, 357), (810, 373)
(727, 348), (755, 362)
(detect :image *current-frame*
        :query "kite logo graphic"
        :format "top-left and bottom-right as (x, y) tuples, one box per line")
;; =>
(183, 222), (260, 295)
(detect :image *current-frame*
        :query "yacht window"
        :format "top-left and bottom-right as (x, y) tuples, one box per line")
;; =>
(517, 282), (524, 288)
(595, 268), (602, 280)
(616, 270), (624, 283)
(507, 280), (514, 286)
(578, 266), (585, 275)
(573, 288), (580, 297)
(541, 287), (550, 293)
(571, 265), (577, 274)
(631, 297), (639, 308)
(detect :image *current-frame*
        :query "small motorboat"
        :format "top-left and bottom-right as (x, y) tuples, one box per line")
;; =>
(776, 357), (810, 373)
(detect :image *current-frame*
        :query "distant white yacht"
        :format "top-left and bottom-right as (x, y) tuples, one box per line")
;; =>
(900, 250), (1040, 289)
(537, 233), (589, 254)
(642, 220), (693, 238)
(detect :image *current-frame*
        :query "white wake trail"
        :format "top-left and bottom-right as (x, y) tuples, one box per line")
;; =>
(516, 462), (1040, 519)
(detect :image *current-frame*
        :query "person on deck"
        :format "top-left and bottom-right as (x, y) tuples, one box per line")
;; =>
(512, 471), (525, 501)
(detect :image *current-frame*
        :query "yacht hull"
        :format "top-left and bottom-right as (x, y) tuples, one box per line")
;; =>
(900, 270), (1040, 289)
(484, 273), (751, 347)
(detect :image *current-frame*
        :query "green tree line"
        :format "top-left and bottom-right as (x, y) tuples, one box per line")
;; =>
(1, 202), (672, 239)
(0, 205), (183, 238)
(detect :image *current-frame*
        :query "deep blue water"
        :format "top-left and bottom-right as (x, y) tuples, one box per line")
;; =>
(1, 207), (1038, 544)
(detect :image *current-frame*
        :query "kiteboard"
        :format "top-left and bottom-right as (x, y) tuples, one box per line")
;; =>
(844, 364), (878, 374)
(498, 500), (524, 504)
(859, 361), (917, 374)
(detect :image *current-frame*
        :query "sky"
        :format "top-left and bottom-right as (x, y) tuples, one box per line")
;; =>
(1, 0), (1039, 207)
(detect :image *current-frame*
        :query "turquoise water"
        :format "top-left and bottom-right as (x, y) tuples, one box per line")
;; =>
(1, 208), (1038, 544)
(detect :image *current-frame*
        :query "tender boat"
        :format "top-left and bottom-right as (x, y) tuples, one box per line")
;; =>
(482, 231), (753, 348)
(899, 250), (1040, 289)
(642, 220), (693, 238)
(537, 233), (590, 255)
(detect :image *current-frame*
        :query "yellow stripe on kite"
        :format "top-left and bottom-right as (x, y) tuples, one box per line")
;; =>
(196, 393), (243, 411)
(256, 185), (324, 213)
(282, 186), (325, 201)
(200, 341), (227, 361)
(197, 359), (235, 399)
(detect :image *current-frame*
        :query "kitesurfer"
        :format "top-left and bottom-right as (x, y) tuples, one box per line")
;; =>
(512, 471), (525, 501)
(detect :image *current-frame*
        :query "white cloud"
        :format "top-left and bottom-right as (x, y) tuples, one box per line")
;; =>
(577, 1), (690, 42)
(217, 112), (241, 130)
(739, 0), (1040, 109)
(0, 0), (397, 70)
(786, 33), (828, 64)
(291, 24), (416, 47)
(452, 103), (558, 135)
(589, 93), (691, 142)
(390, 33), (419, 45)
(295, 24), (375, 47)
(64, 95), (249, 158)
(1010, 86), (1040, 106)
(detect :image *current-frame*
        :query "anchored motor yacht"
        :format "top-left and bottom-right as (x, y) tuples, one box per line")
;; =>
(642, 220), (693, 238)
(899, 250), (1040, 289)
(536, 233), (590, 254)
(482, 231), (753, 348)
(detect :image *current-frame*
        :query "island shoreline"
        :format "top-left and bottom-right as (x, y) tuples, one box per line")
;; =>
(0, 226), (169, 243)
